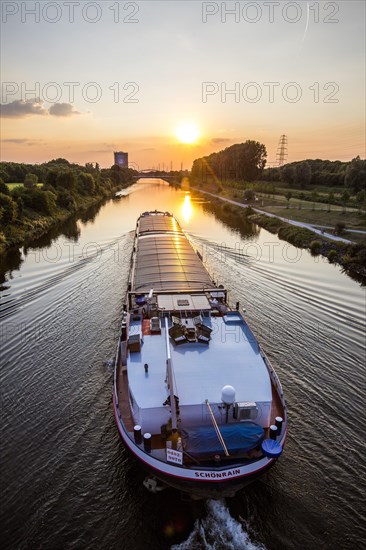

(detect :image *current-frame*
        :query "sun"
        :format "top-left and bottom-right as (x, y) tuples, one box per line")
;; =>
(176, 122), (200, 144)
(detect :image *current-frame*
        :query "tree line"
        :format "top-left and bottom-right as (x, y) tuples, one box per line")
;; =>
(191, 141), (267, 183)
(262, 157), (366, 193)
(0, 158), (137, 227)
(191, 140), (365, 195)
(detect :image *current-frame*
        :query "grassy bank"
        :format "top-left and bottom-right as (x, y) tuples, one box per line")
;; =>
(190, 187), (366, 282)
(257, 206), (365, 230)
(248, 213), (366, 280)
(191, 179), (366, 235)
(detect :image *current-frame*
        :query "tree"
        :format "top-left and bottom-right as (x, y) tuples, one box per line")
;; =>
(235, 141), (267, 181)
(191, 140), (267, 184)
(84, 162), (95, 174)
(285, 191), (292, 208)
(0, 169), (9, 183)
(16, 196), (24, 216)
(295, 162), (312, 188)
(45, 158), (71, 167)
(12, 187), (56, 215)
(328, 191), (335, 210)
(56, 190), (77, 211)
(311, 190), (318, 211)
(78, 173), (96, 195)
(46, 169), (59, 187)
(0, 178), (9, 195)
(24, 173), (38, 188)
(341, 189), (350, 213)
(345, 156), (366, 193)
(56, 170), (77, 192)
(334, 222), (346, 235)
(109, 165), (132, 186)
(356, 189), (366, 209)
(31, 190), (56, 215)
(281, 164), (296, 186)
(0, 193), (17, 224)
(261, 167), (280, 182)
(244, 189), (255, 201)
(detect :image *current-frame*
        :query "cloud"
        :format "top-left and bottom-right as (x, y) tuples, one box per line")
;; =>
(140, 148), (156, 152)
(1, 138), (42, 146)
(2, 138), (29, 144)
(211, 138), (233, 144)
(0, 99), (82, 118)
(0, 99), (48, 118)
(49, 103), (80, 117)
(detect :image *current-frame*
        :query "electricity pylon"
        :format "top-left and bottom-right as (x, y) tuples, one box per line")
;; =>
(276, 135), (288, 166)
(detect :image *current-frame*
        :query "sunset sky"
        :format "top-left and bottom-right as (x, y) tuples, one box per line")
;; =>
(1, 0), (365, 169)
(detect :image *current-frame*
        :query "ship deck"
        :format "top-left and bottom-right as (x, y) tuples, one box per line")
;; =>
(127, 314), (272, 408)
(116, 360), (284, 457)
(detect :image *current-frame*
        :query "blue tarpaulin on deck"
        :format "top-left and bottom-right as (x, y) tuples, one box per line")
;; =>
(182, 422), (264, 457)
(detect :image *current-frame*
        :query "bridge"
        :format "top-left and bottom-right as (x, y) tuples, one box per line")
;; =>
(133, 169), (177, 181)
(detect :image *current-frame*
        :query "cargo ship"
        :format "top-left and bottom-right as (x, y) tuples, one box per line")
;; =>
(113, 211), (287, 498)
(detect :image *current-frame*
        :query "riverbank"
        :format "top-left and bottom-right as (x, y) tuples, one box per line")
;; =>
(190, 187), (366, 282)
(195, 181), (365, 228)
(0, 184), (131, 255)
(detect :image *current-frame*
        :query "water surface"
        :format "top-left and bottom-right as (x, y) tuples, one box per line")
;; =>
(1, 180), (365, 549)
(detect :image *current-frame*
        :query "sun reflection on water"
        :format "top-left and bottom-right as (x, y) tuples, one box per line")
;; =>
(181, 193), (193, 223)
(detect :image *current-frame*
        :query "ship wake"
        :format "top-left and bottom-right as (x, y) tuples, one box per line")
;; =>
(172, 499), (266, 550)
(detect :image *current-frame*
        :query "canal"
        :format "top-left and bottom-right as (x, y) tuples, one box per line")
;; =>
(1, 179), (365, 549)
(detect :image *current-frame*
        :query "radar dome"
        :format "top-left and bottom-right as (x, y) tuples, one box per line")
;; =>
(221, 385), (236, 405)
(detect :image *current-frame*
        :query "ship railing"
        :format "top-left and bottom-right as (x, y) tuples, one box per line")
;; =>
(260, 350), (287, 424)
(113, 338), (121, 406)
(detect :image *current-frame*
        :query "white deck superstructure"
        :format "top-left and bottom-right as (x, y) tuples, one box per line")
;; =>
(127, 316), (272, 414)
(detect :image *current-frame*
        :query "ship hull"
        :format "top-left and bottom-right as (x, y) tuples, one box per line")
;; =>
(113, 392), (285, 499)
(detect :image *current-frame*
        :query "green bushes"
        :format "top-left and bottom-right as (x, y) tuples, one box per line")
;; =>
(0, 193), (17, 224)
(327, 249), (338, 263)
(334, 221), (346, 235)
(0, 179), (9, 195)
(56, 190), (77, 211)
(346, 243), (366, 266)
(310, 240), (322, 254)
(78, 173), (96, 196)
(12, 187), (56, 215)
(278, 225), (317, 247)
(0, 159), (137, 251)
(56, 170), (77, 192)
